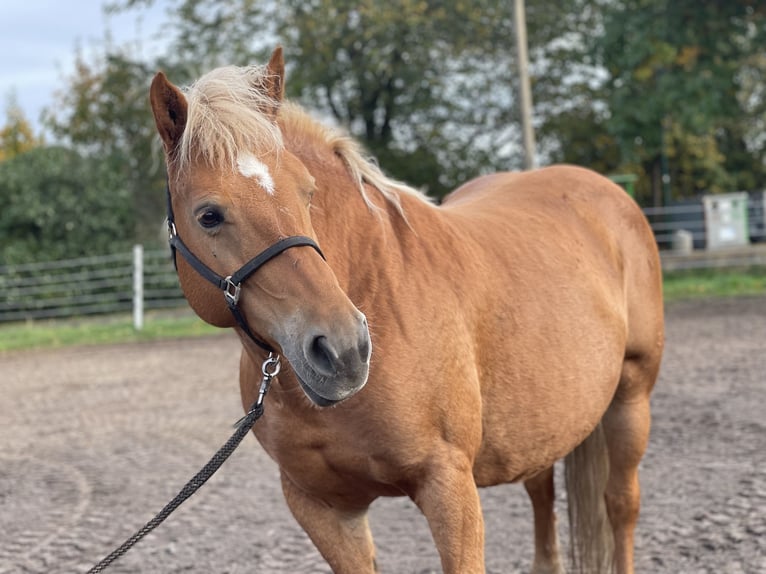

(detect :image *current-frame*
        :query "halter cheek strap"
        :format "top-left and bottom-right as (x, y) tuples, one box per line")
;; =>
(166, 185), (325, 353)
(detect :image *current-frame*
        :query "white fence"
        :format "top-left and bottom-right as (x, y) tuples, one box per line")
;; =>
(0, 246), (185, 326)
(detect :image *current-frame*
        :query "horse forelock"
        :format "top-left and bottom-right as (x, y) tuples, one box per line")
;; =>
(172, 65), (431, 212)
(173, 65), (284, 176)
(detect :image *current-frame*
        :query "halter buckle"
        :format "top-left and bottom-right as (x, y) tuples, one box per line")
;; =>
(166, 219), (177, 242)
(223, 276), (242, 305)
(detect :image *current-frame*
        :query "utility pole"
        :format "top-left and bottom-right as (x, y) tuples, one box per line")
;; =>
(514, 0), (537, 170)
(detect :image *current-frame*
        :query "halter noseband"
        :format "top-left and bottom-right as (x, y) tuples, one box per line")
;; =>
(165, 184), (324, 353)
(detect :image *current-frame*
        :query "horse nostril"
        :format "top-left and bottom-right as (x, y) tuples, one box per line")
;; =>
(358, 332), (371, 363)
(306, 326), (370, 380)
(358, 314), (371, 362)
(309, 335), (338, 377)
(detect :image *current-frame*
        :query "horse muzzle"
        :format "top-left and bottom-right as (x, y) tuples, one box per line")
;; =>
(286, 312), (372, 407)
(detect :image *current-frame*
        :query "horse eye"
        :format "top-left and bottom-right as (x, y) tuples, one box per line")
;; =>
(197, 208), (224, 229)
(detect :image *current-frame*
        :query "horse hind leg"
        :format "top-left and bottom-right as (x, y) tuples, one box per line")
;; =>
(565, 354), (658, 574)
(601, 355), (659, 574)
(523, 466), (565, 574)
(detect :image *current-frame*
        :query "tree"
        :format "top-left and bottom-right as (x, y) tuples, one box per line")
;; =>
(1, 93), (43, 162)
(0, 146), (133, 264)
(45, 45), (167, 242)
(69, 0), (766, 209)
(115, 0), (518, 198)
(274, 0), (517, 195)
(528, 0), (621, 175)
(594, 0), (766, 204)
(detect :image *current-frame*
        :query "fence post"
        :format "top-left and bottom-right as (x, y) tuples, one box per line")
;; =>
(133, 244), (144, 330)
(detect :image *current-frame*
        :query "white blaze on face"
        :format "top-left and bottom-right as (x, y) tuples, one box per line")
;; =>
(237, 153), (276, 195)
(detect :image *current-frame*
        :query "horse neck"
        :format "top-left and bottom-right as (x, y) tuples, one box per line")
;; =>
(292, 146), (424, 304)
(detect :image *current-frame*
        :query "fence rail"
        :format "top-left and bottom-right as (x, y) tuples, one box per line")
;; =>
(2, 193), (766, 325)
(0, 246), (184, 324)
(644, 194), (766, 250)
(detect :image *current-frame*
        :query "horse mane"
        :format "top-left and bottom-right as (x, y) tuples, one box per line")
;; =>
(176, 64), (284, 172)
(176, 64), (431, 212)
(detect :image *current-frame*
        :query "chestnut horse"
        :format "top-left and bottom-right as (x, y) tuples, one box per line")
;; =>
(149, 47), (663, 574)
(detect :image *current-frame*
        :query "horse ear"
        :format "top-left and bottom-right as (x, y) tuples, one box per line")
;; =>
(150, 72), (188, 155)
(262, 45), (285, 115)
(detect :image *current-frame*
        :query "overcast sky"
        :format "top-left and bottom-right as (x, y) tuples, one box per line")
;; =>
(0, 0), (168, 133)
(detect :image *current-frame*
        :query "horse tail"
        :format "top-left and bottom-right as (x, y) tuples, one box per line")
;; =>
(564, 422), (614, 573)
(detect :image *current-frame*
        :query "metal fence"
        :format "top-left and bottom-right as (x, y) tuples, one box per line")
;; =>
(645, 192), (766, 250)
(2, 193), (766, 326)
(644, 192), (766, 271)
(0, 246), (184, 325)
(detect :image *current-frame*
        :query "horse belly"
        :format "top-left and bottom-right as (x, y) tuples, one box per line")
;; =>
(472, 410), (602, 487)
(471, 316), (626, 487)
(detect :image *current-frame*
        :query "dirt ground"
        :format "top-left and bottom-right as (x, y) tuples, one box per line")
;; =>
(1, 296), (765, 574)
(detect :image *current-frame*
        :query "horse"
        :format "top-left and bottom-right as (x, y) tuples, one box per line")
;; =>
(149, 46), (664, 574)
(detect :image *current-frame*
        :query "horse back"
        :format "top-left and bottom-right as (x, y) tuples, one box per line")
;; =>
(442, 165), (660, 303)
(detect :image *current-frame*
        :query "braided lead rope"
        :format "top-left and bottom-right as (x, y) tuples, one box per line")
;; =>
(86, 355), (280, 573)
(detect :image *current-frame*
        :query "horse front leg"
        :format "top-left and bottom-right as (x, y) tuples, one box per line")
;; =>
(411, 452), (485, 573)
(280, 472), (378, 574)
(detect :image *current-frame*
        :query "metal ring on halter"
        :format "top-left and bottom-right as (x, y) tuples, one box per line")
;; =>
(255, 354), (280, 408)
(262, 353), (281, 377)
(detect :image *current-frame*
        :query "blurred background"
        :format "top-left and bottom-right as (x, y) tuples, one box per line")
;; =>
(1, 0), (765, 333)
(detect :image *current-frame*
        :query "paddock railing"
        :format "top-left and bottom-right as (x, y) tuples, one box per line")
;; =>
(2, 193), (766, 326)
(0, 246), (184, 326)
(644, 191), (766, 270)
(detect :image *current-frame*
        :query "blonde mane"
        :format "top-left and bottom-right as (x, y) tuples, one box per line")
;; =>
(176, 65), (283, 173)
(176, 64), (431, 211)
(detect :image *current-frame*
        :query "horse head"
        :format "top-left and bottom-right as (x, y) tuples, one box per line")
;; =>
(149, 47), (371, 407)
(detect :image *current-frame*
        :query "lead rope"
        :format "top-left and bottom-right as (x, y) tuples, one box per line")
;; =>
(86, 354), (281, 574)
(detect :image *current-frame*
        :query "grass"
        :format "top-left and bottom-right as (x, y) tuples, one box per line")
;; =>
(662, 267), (766, 302)
(1, 267), (764, 352)
(0, 310), (222, 353)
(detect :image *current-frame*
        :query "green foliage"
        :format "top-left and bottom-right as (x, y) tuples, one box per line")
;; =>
(1, 94), (43, 161)
(54, 0), (766, 213)
(590, 0), (766, 203)
(276, 0), (515, 197)
(0, 146), (133, 263)
(44, 48), (166, 242)
(529, 0), (613, 161)
(123, 0), (515, 198)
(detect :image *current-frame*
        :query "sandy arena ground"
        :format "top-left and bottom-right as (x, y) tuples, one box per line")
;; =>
(1, 296), (765, 573)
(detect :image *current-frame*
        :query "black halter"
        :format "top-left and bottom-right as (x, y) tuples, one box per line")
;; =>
(165, 184), (324, 353)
